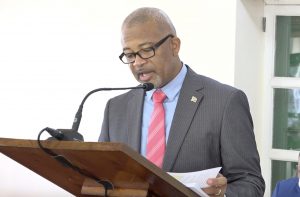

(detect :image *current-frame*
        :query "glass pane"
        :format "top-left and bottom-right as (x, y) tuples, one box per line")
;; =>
(271, 160), (298, 195)
(275, 16), (300, 77)
(273, 88), (300, 149)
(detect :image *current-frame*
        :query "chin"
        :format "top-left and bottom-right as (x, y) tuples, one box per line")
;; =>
(150, 82), (159, 89)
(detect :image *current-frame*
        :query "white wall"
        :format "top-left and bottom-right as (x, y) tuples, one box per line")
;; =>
(234, 0), (266, 195)
(234, 0), (268, 194)
(234, 0), (265, 151)
(0, 0), (237, 196)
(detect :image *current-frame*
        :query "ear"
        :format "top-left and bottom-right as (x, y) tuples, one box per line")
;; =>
(170, 37), (181, 56)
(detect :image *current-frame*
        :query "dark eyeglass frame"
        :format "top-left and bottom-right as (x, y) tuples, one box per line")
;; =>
(119, 34), (174, 64)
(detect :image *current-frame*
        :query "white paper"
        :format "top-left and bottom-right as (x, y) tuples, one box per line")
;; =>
(168, 167), (221, 197)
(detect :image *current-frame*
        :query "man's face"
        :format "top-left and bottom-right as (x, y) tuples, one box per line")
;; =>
(121, 22), (180, 88)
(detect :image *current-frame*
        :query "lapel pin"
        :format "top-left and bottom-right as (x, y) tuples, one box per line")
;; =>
(191, 96), (197, 103)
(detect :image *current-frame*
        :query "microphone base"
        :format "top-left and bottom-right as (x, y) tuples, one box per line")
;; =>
(47, 129), (84, 141)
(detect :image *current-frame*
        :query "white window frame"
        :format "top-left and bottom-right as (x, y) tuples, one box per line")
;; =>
(263, 4), (300, 196)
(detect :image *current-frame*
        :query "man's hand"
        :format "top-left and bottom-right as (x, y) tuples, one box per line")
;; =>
(202, 173), (227, 197)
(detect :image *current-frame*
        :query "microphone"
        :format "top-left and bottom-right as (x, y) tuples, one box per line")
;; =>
(142, 83), (154, 91)
(46, 83), (154, 141)
(71, 83), (154, 132)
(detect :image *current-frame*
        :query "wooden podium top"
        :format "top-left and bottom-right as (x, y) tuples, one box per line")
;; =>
(0, 138), (198, 197)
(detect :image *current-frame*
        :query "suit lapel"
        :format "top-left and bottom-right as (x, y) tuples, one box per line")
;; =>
(163, 69), (204, 171)
(127, 89), (145, 152)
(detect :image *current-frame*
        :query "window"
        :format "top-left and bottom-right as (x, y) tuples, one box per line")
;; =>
(265, 5), (300, 196)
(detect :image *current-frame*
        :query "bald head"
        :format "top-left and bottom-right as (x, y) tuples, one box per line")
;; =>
(122, 7), (176, 35)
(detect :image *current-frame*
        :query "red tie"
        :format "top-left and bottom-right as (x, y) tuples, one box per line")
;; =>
(146, 89), (167, 168)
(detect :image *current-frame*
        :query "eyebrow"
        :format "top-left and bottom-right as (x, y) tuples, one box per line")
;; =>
(122, 41), (154, 51)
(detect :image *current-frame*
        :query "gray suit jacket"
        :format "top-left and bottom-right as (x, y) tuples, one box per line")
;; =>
(99, 67), (265, 196)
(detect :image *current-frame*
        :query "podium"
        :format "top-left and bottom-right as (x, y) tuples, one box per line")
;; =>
(0, 138), (198, 197)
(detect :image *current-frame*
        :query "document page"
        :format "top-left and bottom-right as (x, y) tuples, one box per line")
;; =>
(168, 167), (221, 197)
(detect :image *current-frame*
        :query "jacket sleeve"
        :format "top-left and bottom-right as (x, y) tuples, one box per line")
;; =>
(221, 90), (265, 196)
(98, 99), (111, 142)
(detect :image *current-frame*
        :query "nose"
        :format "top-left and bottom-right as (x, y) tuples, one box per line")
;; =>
(132, 54), (147, 67)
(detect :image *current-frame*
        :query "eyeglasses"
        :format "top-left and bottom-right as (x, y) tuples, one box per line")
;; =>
(119, 34), (174, 64)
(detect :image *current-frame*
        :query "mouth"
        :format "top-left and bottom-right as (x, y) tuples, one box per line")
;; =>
(138, 71), (153, 82)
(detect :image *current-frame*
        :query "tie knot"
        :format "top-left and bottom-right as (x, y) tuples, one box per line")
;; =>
(152, 90), (166, 103)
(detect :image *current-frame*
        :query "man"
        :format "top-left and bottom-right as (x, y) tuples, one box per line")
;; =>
(272, 176), (300, 197)
(99, 7), (265, 196)
(271, 153), (300, 197)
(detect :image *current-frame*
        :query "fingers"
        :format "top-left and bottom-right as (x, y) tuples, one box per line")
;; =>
(207, 173), (227, 186)
(203, 173), (227, 197)
(202, 186), (223, 197)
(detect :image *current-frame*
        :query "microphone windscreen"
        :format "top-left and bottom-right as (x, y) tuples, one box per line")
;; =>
(143, 83), (154, 91)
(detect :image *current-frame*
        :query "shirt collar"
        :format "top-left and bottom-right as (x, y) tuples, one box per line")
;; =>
(146, 63), (187, 102)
